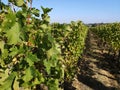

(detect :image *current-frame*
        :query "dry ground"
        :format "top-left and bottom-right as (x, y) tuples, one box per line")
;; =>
(66, 30), (120, 90)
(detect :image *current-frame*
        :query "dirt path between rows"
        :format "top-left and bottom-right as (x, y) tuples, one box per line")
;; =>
(71, 30), (120, 90)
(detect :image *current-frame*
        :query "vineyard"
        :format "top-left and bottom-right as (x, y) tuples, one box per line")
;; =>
(91, 23), (120, 59)
(0, 0), (120, 90)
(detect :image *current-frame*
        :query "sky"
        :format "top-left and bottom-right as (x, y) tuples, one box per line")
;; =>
(2, 0), (120, 24)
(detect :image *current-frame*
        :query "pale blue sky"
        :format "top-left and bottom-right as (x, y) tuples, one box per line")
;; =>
(2, 0), (120, 23)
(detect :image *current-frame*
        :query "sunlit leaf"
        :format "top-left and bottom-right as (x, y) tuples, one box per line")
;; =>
(9, 46), (19, 57)
(13, 76), (19, 90)
(0, 40), (4, 54)
(15, 0), (24, 7)
(22, 66), (35, 82)
(6, 22), (21, 45)
(0, 72), (16, 90)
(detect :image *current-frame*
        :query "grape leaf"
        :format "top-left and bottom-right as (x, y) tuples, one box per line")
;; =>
(41, 6), (52, 14)
(31, 8), (40, 17)
(0, 40), (4, 54)
(13, 76), (19, 90)
(6, 22), (21, 45)
(26, 52), (39, 66)
(15, 0), (24, 7)
(0, 72), (16, 90)
(22, 66), (35, 82)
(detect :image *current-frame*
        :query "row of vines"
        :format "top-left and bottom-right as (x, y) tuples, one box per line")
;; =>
(51, 21), (88, 82)
(0, 0), (88, 90)
(91, 23), (120, 59)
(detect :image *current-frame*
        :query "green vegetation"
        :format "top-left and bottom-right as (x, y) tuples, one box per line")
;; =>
(0, 0), (88, 89)
(0, 0), (120, 90)
(91, 23), (120, 59)
(51, 21), (88, 82)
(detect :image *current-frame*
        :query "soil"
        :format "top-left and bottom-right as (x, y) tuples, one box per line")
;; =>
(65, 30), (120, 90)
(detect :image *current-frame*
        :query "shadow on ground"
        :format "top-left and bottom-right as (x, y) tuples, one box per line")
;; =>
(65, 30), (120, 90)
(77, 74), (117, 90)
(76, 30), (120, 90)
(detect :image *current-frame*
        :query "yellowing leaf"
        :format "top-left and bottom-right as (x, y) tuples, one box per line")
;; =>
(15, 0), (24, 7)
(13, 76), (19, 90)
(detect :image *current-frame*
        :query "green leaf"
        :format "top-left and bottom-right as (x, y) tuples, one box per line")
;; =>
(45, 15), (50, 22)
(22, 66), (35, 82)
(43, 59), (51, 74)
(9, 46), (19, 57)
(26, 52), (39, 66)
(0, 69), (9, 85)
(35, 70), (44, 83)
(13, 76), (19, 90)
(31, 8), (40, 17)
(41, 6), (52, 14)
(46, 47), (58, 59)
(15, 0), (24, 7)
(40, 24), (47, 30)
(0, 72), (16, 90)
(6, 22), (21, 45)
(2, 10), (16, 30)
(1, 49), (9, 60)
(47, 79), (59, 90)
(44, 57), (58, 74)
(0, 40), (5, 54)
